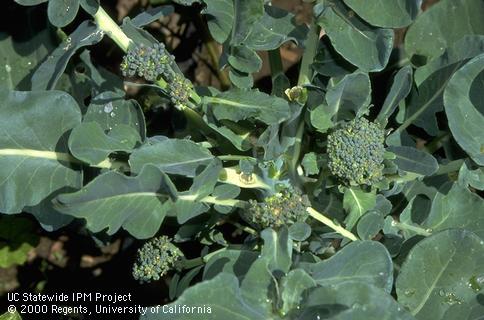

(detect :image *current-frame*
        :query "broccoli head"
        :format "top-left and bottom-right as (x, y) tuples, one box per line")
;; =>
(121, 43), (174, 81)
(132, 236), (183, 283)
(244, 188), (311, 229)
(327, 117), (385, 185)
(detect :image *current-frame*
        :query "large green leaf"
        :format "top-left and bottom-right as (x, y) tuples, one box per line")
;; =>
(304, 241), (393, 292)
(84, 92), (146, 139)
(312, 39), (356, 78)
(141, 273), (267, 320)
(53, 165), (177, 239)
(68, 122), (141, 165)
(310, 71), (371, 132)
(442, 301), (484, 320)
(32, 21), (103, 90)
(396, 229), (484, 320)
(404, 0), (484, 63)
(397, 36), (484, 136)
(315, 0), (394, 72)
(376, 65), (413, 125)
(326, 71), (372, 119)
(47, 0), (80, 27)
(443, 53), (484, 165)
(422, 183), (484, 238)
(0, 87), (82, 213)
(297, 281), (415, 320)
(129, 139), (214, 177)
(0, 29), (55, 90)
(174, 159), (222, 223)
(279, 269), (317, 316)
(342, 0), (418, 28)
(228, 46), (262, 73)
(239, 258), (274, 317)
(202, 89), (291, 125)
(387, 146), (439, 176)
(202, 0), (234, 43)
(203, 249), (259, 281)
(244, 5), (308, 51)
(231, 0), (264, 46)
(261, 228), (292, 274)
(343, 187), (376, 230)
(357, 211), (384, 240)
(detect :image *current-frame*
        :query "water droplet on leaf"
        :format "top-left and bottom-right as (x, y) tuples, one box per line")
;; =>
(104, 102), (114, 113)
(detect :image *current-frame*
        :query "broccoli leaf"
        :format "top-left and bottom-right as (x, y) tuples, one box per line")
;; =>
(54, 165), (177, 239)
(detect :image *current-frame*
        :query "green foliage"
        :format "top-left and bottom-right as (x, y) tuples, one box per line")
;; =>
(3, 1), (484, 319)
(327, 117), (385, 185)
(133, 236), (184, 283)
(244, 188), (310, 229)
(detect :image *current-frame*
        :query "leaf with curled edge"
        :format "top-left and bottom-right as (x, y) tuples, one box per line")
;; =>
(129, 138), (214, 177)
(202, 89), (291, 125)
(302, 240), (393, 293)
(443, 53), (484, 165)
(54, 165), (177, 239)
(315, 0), (394, 72)
(32, 21), (104, 91)
(343, 0), (418, 28)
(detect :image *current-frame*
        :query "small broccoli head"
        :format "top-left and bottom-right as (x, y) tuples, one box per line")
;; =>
(327, 117), (385, 185)
(244, 188), (311, 230)
(121, 43), (174, 81)
(132, 236), (183, 283)
(168, 73), (193, 107)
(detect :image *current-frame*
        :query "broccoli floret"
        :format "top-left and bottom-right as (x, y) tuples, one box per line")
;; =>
(327, 117), (385, 185)
(244, 188), (311, 229)
(168, 73), (193, 107)
(121, 43), (174, 81)
(132, 236), (183, 283)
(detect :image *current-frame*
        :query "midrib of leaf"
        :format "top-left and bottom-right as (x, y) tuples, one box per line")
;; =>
(0, 148), (80, 163)
(157, 156), (214, 168)
(394, 153), (433, 170)
(204, 96), (274, 111)
(410, 249), (454, 315)
(330, 4), (373, 42)
(349, 188), (363, 214)
(64, 192), (166, 203)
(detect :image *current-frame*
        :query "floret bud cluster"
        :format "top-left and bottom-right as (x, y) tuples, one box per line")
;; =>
(245, 188), (310, 229)
(327, 117), (385, 185)
(132, 236), (183, 283)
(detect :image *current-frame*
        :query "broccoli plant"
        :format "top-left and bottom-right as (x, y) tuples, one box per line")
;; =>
(1, 0), (484, 319)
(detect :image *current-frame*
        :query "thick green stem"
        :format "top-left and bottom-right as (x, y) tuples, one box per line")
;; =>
(286, 20), (321, 183)
(297, 21), (320, 86)
(93, 6), (131, 52)
(307, 207), (359, 241)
